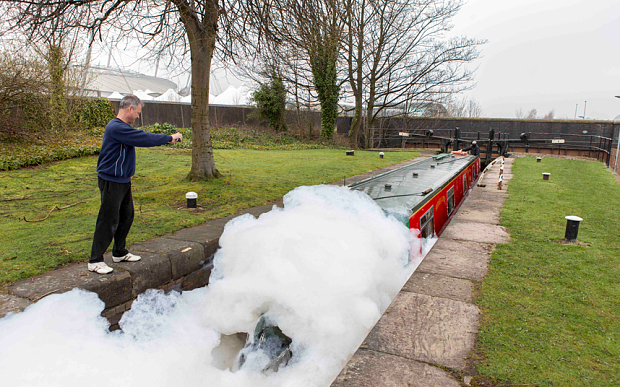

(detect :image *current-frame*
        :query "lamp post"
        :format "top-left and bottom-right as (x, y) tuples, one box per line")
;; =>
(583, 100), (587, 119)
(574, 103), (578, 120)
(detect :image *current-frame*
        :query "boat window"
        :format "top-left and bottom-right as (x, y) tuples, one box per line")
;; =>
(463, 173), (468, 192)
(419, 206), (435, 239)
(447, 186), (455, 216)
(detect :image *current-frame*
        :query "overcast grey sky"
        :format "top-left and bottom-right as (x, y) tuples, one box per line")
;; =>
(450, 0), (620, 120)
(99, 0), (620, 120)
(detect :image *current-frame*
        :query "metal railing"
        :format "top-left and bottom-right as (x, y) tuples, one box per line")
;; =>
(368, 128), (614, 166)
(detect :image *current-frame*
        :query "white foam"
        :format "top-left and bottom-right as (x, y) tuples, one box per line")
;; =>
(0, 185), (422, 387)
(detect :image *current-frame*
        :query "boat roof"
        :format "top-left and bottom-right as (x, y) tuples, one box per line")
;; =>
(348, 154), (477, 211)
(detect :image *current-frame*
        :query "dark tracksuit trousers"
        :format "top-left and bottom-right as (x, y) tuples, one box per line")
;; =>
(89, 177), (133, 263)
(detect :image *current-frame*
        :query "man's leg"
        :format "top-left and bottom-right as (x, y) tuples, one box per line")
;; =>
(111, 183), (134, 257)
(90, 178), (131, 263)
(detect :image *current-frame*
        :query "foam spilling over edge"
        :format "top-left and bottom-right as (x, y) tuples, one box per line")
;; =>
(0, 185), (429, 387)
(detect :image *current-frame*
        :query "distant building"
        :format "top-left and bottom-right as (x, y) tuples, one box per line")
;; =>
(82, 66), (177, 98)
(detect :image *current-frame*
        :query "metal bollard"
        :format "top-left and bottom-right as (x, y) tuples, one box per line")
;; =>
(379, 152), (384, 159)
(186, 192), (197, 208)
(564, 216), (583, 242)
(542, 173), (550, 180)
(537, 157), (542, 163)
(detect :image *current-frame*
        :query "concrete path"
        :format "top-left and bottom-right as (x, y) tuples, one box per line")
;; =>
(330, 157), (513, 387)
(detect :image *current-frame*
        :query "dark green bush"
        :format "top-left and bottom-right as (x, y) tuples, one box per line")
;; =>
(142, 122), (178, 135)
(74, 98), (115, 130)
(250, 74), (288, 132)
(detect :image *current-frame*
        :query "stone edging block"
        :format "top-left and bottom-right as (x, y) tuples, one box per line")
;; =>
(129, 238), (205, 280)
(7, 264), (132, 310)
(108, 251), (173, 297)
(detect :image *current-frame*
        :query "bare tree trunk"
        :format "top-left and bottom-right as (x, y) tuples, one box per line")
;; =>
(176, 0), (220, 181)
(188, 44), (219, 180)
(346, 0), (365, 149)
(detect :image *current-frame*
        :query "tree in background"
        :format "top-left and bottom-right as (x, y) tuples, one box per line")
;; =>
(3, 1), (221, 181)
(515, 108), (555, 119)
(542, 110), (555, 120)
(516, 108), (539, 119)
(342, 0), (483, 148)
(224, 0), (344, 140)
(228, 0), (481, 146)
(1, 11), (85, 134)
(0, 44), (47, 138)
(446, 96), (483, 118)
(251, 70), (288, 132)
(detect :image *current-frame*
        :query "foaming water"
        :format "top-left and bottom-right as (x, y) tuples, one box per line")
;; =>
(0, 185), (429, 387)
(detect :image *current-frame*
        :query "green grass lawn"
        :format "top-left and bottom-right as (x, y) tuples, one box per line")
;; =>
(475, 157), (620, 386)
(0, 148), (418, 286)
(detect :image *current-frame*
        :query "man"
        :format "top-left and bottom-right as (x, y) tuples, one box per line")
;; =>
(88, 95), (182, 274)
(460, 140), (480, 157)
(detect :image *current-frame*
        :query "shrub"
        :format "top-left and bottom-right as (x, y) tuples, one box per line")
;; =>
(142, 122), (178, 135)
(74, 98), (116, 131)
(250, 73), (288, 132)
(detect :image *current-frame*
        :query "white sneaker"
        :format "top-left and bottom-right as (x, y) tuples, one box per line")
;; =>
(112, 252), (141, 263)
(88, 262), (113, 274)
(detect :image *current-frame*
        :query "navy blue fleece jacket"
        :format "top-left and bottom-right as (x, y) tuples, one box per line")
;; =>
(96, 118), (172, 183)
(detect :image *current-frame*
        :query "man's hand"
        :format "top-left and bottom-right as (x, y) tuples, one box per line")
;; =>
(170, 132), (183, 143)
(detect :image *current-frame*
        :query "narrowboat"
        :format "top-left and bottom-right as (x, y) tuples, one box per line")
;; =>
(348, 153), (480, 238)
(226, 154), (480, 374)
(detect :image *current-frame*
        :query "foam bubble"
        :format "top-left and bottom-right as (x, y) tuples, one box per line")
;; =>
(0, 185), (420, 387)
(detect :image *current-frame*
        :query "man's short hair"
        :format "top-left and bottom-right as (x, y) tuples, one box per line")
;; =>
(119, 95), (142, 110)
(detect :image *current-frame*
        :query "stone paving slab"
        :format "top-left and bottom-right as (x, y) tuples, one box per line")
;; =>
(441, 220), (510, 244)
(402, 271), (473, 303)
(476, 180), (511, 192)
(361, 292), (480, 370)
(468, 187), (509, 200)
(166, 224), (223, 257)
(204, 214), (238, 229)
(331, 349), (460, 387)
(460, 193), (507, 209)
(453, 206), (500, 225)
(7, 264), (132, 309)
(0, 293), (33, 317)
(454, 197), (504, 224)
(417, 239), (492, 281)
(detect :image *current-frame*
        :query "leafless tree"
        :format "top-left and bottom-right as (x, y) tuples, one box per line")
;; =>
(342, 0), (483, 147)
(515, 108), (525, 119)
(2, 1), (221, 180)
(0, 42), (46, 112)
(223, 0), (345, 140)
(1, 7), (87, 131)
(446, 96), (483, 118)
(542, 109), (555, 120)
